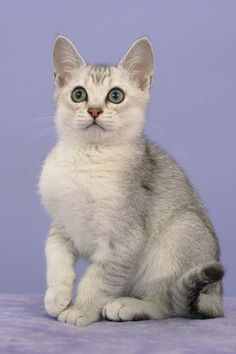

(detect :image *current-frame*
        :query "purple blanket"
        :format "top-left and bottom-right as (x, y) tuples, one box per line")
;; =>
(0, 294), (235, 354)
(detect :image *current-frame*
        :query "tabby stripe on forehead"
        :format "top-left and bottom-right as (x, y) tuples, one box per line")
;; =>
(90, 73), (96, 83)
(101, 74), (107, 84)
(88, 66), (111, 84)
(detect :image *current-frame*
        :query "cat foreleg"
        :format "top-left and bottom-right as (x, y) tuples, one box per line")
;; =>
(44, 225), (77, 317)
(103, 297), (166, 321)
(58, 252), (137, 326)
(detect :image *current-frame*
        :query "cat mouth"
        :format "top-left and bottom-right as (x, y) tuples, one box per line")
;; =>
(86, 121), (106, 131)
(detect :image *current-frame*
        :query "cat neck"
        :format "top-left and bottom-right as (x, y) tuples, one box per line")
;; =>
(57, 135), (145, 162)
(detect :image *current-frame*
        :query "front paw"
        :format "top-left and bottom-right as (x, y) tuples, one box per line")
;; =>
(44, 285), (72, 317)
(58, 305), (99, 327)
(103, 298), (144, 321)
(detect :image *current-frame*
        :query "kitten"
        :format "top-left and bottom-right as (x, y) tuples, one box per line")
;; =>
(39, 35), (224, 327)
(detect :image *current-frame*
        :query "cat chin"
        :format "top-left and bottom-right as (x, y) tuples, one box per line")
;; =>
(77, 125), (115, 145)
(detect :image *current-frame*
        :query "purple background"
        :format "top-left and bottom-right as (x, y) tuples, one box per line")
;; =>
(0, 0), (235, 296)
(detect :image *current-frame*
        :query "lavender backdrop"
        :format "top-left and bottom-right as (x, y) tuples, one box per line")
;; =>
(0, 0), (235, 296)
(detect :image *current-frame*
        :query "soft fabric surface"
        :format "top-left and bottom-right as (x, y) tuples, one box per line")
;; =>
(0, 295), (235, 354)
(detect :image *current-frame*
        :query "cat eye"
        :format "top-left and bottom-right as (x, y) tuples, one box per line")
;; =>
(71, 87), (88, 103)
(107, 88), (125, 104)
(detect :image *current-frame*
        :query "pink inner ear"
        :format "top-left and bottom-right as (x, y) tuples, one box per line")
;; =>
(138, 76), (150, 91)
(54, 72), (68, 88)
(127, 62), (151, 91)
(57, 75), (65, 88)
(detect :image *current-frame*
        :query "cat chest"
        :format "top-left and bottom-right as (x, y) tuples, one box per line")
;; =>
(43, 159), (124, 251)
(60, 166), (119, 219)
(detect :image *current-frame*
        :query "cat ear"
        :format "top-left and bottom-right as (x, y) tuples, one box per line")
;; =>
(53, 35), (86, 87)
(118, 37), (154, 90)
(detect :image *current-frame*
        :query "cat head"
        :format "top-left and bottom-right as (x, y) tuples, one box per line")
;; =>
(53, 35), (154, 145)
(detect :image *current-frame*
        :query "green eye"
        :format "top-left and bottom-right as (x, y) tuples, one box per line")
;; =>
(107, 88), (125, 104)
(71, 87), (88, 103)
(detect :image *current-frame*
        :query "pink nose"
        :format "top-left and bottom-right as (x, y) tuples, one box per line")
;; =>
(88, 108), (103, 119)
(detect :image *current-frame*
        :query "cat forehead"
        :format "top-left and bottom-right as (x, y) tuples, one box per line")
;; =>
(70, 65), (127, 87)
(86, 65), (113, 85)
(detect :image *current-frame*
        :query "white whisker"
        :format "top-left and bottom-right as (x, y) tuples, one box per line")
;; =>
(33, 116), (54, 124)
(32, 126), (56, 142)
(146, 118), (166, 139)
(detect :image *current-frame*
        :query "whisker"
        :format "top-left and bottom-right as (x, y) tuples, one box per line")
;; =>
(34, 116), (54, 120)
(33, 116), (54, 124)
(32, 126), (56, 142)
(146, 118), (166, 139)
(38, 126), (55, 134)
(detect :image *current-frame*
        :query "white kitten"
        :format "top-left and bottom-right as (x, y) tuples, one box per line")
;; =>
(39, 35), (224, 327)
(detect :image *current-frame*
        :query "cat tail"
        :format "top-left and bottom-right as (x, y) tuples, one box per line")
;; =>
(170, 261), (224, 319)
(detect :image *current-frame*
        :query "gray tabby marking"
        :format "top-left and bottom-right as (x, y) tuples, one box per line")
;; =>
(88, 65), (111, 85)
(40, 35), (224, 327)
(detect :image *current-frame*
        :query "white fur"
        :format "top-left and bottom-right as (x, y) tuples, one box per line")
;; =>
(39, 36), (222, 326)
(39, 36), (154, 326)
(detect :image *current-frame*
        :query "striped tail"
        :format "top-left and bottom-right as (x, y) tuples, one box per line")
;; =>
(171, 262), (224, 319)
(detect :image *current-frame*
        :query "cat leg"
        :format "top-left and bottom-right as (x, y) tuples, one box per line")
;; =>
(127, 213), (223, 320)
(58, 261), (124, 326)
(44, 224), (77, 317)
(103, 297), (167, 321)
(58, 239), (142, 327)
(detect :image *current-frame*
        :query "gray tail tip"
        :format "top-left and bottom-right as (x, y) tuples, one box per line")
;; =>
(202, 262), (225, 283)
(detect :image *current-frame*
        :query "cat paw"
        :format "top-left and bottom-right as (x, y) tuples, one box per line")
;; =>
(103, 298), (148, 321)
(44, 286), (72, 317)
(58, 306), (99, 327)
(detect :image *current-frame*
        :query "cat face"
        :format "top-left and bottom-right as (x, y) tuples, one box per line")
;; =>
(53, 36), (154, 145)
